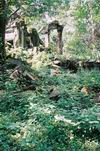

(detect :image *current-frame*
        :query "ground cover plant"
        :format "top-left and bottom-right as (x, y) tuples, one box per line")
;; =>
(0, 51), (100, 150)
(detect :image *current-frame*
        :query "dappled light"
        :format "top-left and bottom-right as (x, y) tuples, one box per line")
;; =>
(0, 0), (100, 150)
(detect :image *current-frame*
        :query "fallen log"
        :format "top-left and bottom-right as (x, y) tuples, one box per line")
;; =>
(53, 59), (100, 72)
(81, 61), (100, 70)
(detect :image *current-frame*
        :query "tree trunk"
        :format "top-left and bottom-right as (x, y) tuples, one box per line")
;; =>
(0, 0), (6, 68)
(87, 1), (96, 52)
(57, 27), (63, 54)
(0, 0), (6, 83)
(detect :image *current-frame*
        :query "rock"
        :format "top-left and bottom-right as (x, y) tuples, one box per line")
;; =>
(10, 65), (38, 91)
(94, 92), (100, 104)
(0, 90), (4, 95)
(81, 86), (89, 95)
(53, 60), (61, 66)
(50, 68), (61, 76)
(49, 87), (60, 101)
(6, 58), (22, 69)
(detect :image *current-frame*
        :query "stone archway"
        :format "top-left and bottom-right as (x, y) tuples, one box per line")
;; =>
(44, 20), (64, 54)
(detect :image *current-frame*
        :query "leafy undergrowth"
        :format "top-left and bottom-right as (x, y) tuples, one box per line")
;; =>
(0, 53), (100, 151)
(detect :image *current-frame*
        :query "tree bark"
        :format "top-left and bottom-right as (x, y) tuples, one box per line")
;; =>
(0, 0), (6, 71)
(0, 0), (6, 86)
(57, 26), (63, 54)
(87, 1), (96, 52)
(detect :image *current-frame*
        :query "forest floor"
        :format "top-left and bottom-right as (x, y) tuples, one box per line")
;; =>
(0, 51), (100, 151)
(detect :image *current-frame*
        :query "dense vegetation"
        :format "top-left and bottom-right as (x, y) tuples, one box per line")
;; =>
(0, 0), (100, 151)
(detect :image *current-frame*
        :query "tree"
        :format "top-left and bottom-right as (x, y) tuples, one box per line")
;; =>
(0, 0), (6, 73)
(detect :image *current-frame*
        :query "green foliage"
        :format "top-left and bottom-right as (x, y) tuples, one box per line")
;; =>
(8, 0), (68, 17)
(1, 0), (100, 150)
(5, 80), (18, 91)
(79, 70), (100, 88)
(0, 63), (100, 150)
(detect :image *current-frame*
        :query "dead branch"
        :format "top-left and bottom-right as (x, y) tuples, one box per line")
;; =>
(8, 7), (20, 20)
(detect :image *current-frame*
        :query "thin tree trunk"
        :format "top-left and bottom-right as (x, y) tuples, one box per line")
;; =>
(87, 1), (96, 52)
(57, 27), (63, 54)
(0, 0), (6, 84)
